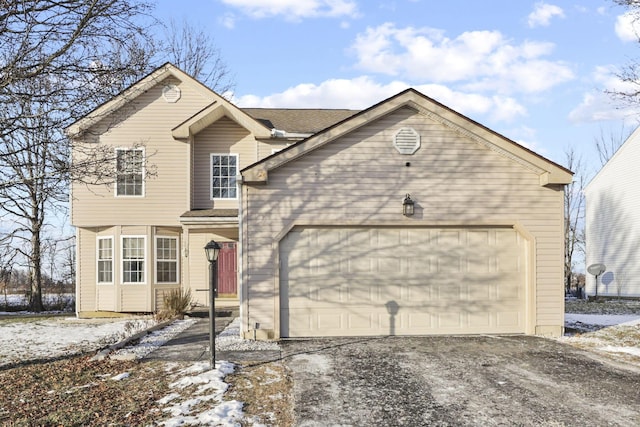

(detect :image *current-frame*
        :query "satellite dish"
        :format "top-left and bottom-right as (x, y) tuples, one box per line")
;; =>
(587, 263), (606, 276)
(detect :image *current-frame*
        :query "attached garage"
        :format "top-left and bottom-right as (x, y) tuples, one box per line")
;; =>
(280, 226), (527, 337)
(240, 89), (572, 340)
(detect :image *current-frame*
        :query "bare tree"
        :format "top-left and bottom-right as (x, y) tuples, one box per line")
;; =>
(564, 148), (587, 296)
(594, 125), (631, 166)
(608, 1), (640, 105)
(0, 0), (156, 311)
(160, 18), (235, 94)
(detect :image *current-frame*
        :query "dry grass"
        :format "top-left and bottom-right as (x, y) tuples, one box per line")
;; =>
(226, 360), (295, 427)
(0, 355), (171, 426)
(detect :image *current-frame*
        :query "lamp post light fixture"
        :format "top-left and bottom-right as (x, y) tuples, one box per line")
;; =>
(204, 240), (221, 369)
(403, 194), (415, 216)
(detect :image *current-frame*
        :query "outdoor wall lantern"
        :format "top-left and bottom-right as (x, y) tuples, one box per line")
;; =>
(403, 194), (415, 216)
(204, 239), (221, 368)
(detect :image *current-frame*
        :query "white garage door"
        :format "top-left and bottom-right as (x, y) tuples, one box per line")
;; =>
(280, 227), (526, 337)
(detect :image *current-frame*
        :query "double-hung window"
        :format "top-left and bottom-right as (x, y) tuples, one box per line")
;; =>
(97, 237), (113, 284)
(122, 237), (145, 283)
(211, 154), (237, 199)
(156, 237), (178, 283)
(116, 148), (144, 196)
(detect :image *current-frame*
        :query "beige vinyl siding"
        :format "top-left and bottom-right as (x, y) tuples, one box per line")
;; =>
(243, 106), (565, 337)
(71, 77), (213, 227)
(77, 228), (97, 312)
(192, 117), (258, 209)
(257, 140), (290, 158)
(77, 225), (185, 313)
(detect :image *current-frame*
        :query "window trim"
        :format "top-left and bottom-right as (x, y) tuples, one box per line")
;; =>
(115, 147), (145, 198)
(155, 236), (179, 284)
(96, 236), (114, 285)
(210, 153), (239, 200)
(121, 236), (146, 285)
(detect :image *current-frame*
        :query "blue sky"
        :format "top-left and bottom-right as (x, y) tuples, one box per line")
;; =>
(154, 0), (640, 176)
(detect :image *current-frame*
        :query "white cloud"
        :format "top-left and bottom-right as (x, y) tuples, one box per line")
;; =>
(528, 3), (565, 28)
(569, 66), (640, 123)
(350, 23), (574, 94)
(219, 0), (358, 21)
(219, 13), (236, 29)
(233, 76), (527, 122)
(615, 12), (640, 42)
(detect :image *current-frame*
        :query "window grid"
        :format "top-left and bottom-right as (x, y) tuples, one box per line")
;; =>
(97, 238), (113, 283)
(116, 149), (144, 196)
(156, 237), (178, 283)
(122, 237), (145, 283)
(211, 154), (237, 199)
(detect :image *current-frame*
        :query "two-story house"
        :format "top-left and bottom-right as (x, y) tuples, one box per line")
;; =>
(70, 63), (572, 340)
(68, 63), (356, 315)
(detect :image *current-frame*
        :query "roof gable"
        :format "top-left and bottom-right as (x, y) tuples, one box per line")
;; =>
(172, 101), (272, 140)
(242, 88), (573, 186)
(66, 63), (219, 138)
(585, 125), (640, 193)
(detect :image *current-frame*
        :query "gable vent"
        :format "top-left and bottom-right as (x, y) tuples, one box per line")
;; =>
(162, 84), (181, 103)
(393, 127), (420, 155)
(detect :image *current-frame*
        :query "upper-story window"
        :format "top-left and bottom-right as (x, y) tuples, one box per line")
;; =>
(116, 148), (144, 197)
(211, 154), (238, 199)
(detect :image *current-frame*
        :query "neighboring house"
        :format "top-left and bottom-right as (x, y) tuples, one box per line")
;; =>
(67, 63), (357, 315)
(585, 127), (640, 298)
(240, 89), (573, 339)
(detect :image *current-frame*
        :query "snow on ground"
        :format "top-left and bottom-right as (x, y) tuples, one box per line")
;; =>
(561, 310), (640, 365)
(0, 313), (279, 426)
(216, 317), (280, 351)
(2, 303), (638, 425)
(565, 313), (640, 330)
(0, 315), (156, 367)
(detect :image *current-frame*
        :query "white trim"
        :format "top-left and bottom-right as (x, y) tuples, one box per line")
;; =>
(121, 235), (147, 284)
(96, 236), (114, 285)
(210, 153), (239, 200)
(155, 235), (179, 284)
(115, 147), (145, 197)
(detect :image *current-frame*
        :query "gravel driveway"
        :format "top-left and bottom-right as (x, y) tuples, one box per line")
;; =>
(281, 335), (640, 426)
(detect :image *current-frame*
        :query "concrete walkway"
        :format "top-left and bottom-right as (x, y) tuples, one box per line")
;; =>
(144, 308), (281, 364)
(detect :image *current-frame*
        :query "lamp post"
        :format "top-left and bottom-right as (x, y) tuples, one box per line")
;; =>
(204, 240), (221, 369)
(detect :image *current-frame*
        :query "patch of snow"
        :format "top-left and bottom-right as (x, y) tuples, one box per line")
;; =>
(111, 319), (197, 359)
(216, 317), (280, 351)
(0, 316), (155, 367)
(565, 313), (640, 327)
(601, 346), (640, 357)
(157, 361), (243, 427)
(111, 372), (130, 381)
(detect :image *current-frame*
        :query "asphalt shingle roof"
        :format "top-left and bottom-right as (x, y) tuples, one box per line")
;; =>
(243, 108), (360, 134)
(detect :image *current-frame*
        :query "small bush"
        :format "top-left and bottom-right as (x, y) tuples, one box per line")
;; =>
(156, 288), (192, 321)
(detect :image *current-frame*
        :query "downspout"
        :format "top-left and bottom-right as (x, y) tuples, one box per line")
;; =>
(75, 228), (80, 318)
(237, 174), (246, 337)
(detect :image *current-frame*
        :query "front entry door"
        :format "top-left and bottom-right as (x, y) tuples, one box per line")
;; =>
(217, 242), (237, 297)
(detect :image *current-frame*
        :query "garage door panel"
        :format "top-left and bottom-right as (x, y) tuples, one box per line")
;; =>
(280, 227), (526, 337)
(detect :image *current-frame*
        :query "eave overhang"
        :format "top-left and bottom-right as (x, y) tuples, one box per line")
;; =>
(241, 89), (573, 187)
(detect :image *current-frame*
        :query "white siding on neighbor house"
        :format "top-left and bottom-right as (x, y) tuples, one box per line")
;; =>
(72, 77), (214, 227)
(243, 106), (566, 338)
(192, 117), (258, 210)
(585, 128), (640, 297)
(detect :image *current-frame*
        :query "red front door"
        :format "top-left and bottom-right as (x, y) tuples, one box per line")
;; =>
(217, 242), (237, 296)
